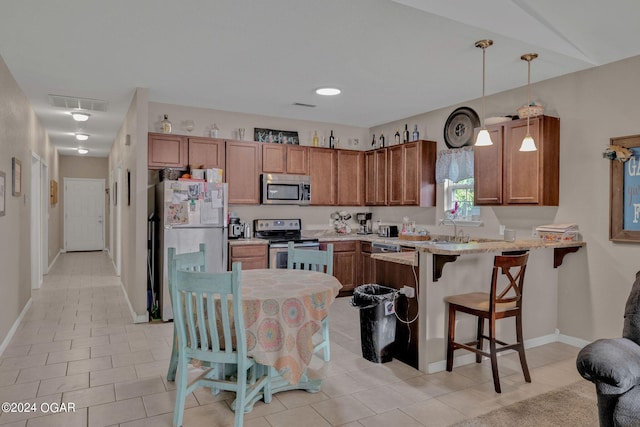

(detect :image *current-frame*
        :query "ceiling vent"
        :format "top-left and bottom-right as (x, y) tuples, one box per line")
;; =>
(292, 102), (316, 108)
(48, 94), (108, 112)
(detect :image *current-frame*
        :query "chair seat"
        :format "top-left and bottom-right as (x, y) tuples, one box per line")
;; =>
(444, 292), (517, 312)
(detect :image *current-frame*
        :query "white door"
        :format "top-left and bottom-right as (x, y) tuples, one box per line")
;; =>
(64, 178), (105, 251)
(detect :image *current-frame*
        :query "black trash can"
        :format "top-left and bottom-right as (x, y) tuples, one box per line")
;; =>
(351, 284), (398, 363)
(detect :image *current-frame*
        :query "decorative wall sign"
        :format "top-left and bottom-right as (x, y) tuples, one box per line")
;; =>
(254, 128), (299, 144)
(0, 171), (5, 217)
(609, 134), (640, 242)
(11, 157), (21, 197)
(50, 180), (58, 205)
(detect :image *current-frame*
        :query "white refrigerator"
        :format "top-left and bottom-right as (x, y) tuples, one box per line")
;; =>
(155, 180), (228, 321)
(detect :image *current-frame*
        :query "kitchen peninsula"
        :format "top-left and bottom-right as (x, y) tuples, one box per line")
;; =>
(371, 238), (585, 374)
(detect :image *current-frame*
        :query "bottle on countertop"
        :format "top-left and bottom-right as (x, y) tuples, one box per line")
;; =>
(312, 130), (319, 147)
(210, 123), (219, 138)
(394, 128), (401, 145)
(403, 124), (410, 143)
(371, 134), (376, 148)
(329, 130), (335, 149)
(379, 132), (385, 148)
(413, 124), (419, 141)
(161, 114), (172, 134)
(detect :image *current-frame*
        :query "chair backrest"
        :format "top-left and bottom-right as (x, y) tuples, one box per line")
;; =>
(172, 261), (247, 364)
(489, 253), (529, 311)
(167, 244), (206, 307)
(287, 241), (334, 275)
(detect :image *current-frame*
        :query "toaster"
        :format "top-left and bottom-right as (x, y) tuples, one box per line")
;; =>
(377, 225), (399, 237)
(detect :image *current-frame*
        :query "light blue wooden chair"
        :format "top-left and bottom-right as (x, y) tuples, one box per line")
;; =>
(171, 261), (271, 427)
(287, 241), (334, 361)
(166, 244), (207, 382)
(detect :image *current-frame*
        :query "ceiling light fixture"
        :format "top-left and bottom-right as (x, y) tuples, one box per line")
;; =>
(315, 87), (341, 96)
(77, 148), (89, 154)
(474, 39), (494, 147)
(75, 133), (89, 141)
(520, 53), (539, 152)
(71, 111), (90, 122)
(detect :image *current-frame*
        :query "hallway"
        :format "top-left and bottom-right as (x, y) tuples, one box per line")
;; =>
(0, 252), (585, 426)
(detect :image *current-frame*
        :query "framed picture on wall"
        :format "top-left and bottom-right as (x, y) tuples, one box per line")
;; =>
(12, 157), (21, 197)
(609, 134), (640, 242)
(0, 171), (5, 217)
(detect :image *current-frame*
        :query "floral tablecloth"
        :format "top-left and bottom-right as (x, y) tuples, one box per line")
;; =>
(240, 269), (342, 384)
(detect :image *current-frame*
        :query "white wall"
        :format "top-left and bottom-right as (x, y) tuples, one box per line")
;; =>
(0, 55), (58, 342)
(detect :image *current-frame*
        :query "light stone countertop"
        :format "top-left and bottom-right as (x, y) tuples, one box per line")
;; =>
(228, 238), (269, 246)
(371, 251), (419, 267)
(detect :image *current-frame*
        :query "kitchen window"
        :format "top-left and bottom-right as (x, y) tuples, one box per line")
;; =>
(444, 178), (480, 219)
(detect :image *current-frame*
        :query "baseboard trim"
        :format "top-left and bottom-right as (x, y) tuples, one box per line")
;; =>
(0, 298), (33, 358)
(426, 332), (580, 374)
(119, 281), (149, 324)
(48, 250), (61, 272)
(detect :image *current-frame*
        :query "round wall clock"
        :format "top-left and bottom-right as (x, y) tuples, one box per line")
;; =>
(443, 107), (480, 149)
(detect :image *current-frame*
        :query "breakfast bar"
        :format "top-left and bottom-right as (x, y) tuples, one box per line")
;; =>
(371, 238), (585, 374)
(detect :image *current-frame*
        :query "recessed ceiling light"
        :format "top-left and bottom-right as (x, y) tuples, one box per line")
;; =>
(75, 133), (89, 141)
(315, 87), (341, 96)
(71, 111), (90, 121)
(77, 148), (89, 154)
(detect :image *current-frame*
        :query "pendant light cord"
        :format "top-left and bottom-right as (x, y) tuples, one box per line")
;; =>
(526, 58), (531, 136)
(482, 46), (486, 130)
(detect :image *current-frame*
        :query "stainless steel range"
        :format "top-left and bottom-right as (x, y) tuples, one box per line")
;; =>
(253, 219), (320, 269)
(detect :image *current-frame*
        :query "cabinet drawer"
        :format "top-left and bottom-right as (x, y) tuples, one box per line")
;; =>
(230, 244), (268, 258)
(360, 241), (372, 253)
(322, 240), (357, 252)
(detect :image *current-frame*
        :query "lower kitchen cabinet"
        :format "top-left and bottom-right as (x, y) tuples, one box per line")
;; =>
(229, 243), (268, 270)
(359, 241), (374, 285)
(321, 240), (359, 294)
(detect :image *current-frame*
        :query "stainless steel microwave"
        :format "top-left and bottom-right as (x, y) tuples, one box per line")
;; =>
(261, 174), (311, 205)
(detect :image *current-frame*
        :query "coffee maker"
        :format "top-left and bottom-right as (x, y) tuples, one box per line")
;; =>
(356, 212), (372, 235)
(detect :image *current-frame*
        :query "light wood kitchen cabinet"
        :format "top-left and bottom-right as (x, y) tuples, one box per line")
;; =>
(229, 243), (268, 270)
(262, 144), (309, 175)
(365, 149), (387, 205)
(309, 147), (337, 205)
(148, 133), (188, 169)
(474, 115), (560, 206)
(226, 140), (262, 204)
(187, 137), (225, 169)
(321, 240), (359, 293)
(387, 140), (437, 206)
(337, 150), (365, 206)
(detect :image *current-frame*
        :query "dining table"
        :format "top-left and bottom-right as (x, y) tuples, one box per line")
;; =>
(239, 268), (342, 395)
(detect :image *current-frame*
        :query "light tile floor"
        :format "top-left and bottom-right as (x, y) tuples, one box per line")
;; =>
(0, 251), (589, 426)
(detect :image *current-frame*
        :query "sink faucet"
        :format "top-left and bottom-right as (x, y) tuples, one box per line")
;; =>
(440, 218), (457, 242)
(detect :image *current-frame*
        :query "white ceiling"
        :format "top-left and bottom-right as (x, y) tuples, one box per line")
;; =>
(1, 0), (639, 157)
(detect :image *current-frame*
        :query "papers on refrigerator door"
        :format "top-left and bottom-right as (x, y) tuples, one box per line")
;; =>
(200, 182), (224, 225)
(166, 202), (189, 225)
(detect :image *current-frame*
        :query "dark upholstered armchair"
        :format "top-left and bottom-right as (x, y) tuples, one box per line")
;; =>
(577, 271), (640, 427)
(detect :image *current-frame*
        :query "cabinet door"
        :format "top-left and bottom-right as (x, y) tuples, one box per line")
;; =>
(188, 137), (225, 169)
(403, 142), (420, 205)
(148, 133), (187, 169)
(374, 149), (388, 205)
(226, 141), (261, 204)
(229, 244), (268, 270)
(504, 119), (541, 204)
(337, 150), (364, 206)
(286, 146), (309, 174)
(365, 151), (376, 205)
(262, 144), (286, 174)
(309, 148), (337, 205)
(359, 242), (374, 285)
(474, 127), (504, 205)
(387, 145), (404, 205)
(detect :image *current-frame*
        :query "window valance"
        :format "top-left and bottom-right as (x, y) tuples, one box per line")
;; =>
(435, 147), (474, 183)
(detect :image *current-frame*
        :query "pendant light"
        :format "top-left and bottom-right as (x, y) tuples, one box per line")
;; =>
(520, 53), (538, 152)
(475, 39), (494, 146)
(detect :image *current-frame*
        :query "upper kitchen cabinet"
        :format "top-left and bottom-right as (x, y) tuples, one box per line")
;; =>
(262, 144), (309, 175)
(337, 150), (365, 206)
(188, 137), (225, 169)
(148, 133), (188, 169)
(387, 140), (437, 206)
(365, 149), (387, 205)
(226, 140), (262, 204)
(474, 115), (560, 206)
(309, 147), (337, 205)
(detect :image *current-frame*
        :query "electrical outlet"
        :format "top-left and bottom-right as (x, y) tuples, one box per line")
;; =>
(401, 286), (415, 298)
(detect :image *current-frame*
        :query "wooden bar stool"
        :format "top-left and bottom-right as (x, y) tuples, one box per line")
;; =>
(444, 252), (531, 393)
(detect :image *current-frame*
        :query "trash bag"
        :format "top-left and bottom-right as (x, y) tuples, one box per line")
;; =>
(351, 284), (398, 363)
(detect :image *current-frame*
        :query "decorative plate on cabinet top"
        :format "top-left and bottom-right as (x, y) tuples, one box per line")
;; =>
(443, 107), (480, 149)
